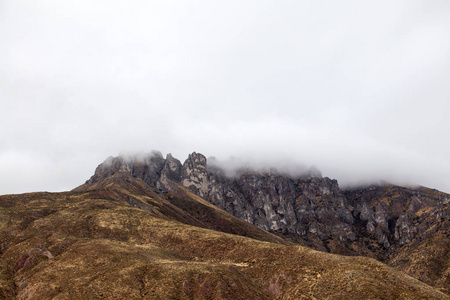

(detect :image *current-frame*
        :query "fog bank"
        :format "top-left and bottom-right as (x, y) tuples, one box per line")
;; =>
(1, 1), (449, 194)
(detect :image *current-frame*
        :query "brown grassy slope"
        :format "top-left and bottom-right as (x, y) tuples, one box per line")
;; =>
(0, 180), (448, 299)
(345, 184), (450, 294)
(389, 213), (450, 295)
(73, 173), (287, 244)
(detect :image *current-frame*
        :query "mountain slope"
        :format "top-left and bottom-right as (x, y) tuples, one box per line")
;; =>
(344, 185), (450, 294)
(0, 177), (448, 299)
(76, 151), (450, 295)
(74, 173), (287, 244)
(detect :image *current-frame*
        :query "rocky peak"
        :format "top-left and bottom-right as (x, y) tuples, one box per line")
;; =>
(157, 153), (182, 191)
(87, 156), (126, 184)
(181, 152), (209, 197)
(164, 153), (182, 176)
(83, 151), (166, 189)
(130, 151), (165, 187)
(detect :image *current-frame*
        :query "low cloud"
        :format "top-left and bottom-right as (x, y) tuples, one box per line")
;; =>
(1, 1), (449, 194)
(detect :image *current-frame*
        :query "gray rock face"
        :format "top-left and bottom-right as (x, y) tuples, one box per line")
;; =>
(157, 153), (182, 191)
(179, 155), (357, 244)
(181, 152), (209, 197)
(85, 151), (168, 192)
(353, 195), (392, 248)
(345, 186), (449, 252)
(394, 213), (415, 245)
(129, 152), (166, 188)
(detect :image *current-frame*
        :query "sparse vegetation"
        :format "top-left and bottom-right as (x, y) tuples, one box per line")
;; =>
(0, 175), (448, 299)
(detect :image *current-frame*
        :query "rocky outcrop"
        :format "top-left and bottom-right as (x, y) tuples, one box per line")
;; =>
(345, 185), (450, 254)
(157, 154), (182, 191)
(181, 152), (209, 197)
(84, 151), (166, 189)
(177, 153), (357, 246)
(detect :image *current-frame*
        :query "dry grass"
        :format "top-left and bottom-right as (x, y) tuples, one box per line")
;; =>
(389, 225), (450, 295)
(0, 176), (448, 299)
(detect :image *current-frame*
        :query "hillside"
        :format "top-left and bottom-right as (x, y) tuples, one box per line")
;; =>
(75, 151), (450, 294)
(1, 151), (449, 298)
(0, 174), (448, 299)
(344, 185), (450, 294)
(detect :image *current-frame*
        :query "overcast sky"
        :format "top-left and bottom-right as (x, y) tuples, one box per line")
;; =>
(1, 1), (450, 194)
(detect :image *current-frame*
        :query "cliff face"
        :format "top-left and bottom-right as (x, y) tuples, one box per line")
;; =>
(76, 151), (450, 293)
(204, 168), (356, 248)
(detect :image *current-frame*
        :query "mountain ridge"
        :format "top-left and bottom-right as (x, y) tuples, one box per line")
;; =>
(1, 164), (448, 298)
(75, 150), (449, 294)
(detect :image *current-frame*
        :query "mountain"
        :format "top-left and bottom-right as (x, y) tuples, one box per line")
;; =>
(0, 150), (448, 299)
(75, 151), (450, 295)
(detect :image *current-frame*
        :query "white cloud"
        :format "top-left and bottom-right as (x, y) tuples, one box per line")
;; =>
(1, 0), (449, 194)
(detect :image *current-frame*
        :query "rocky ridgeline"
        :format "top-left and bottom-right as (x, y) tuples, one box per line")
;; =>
(84, 151), (449, 258)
